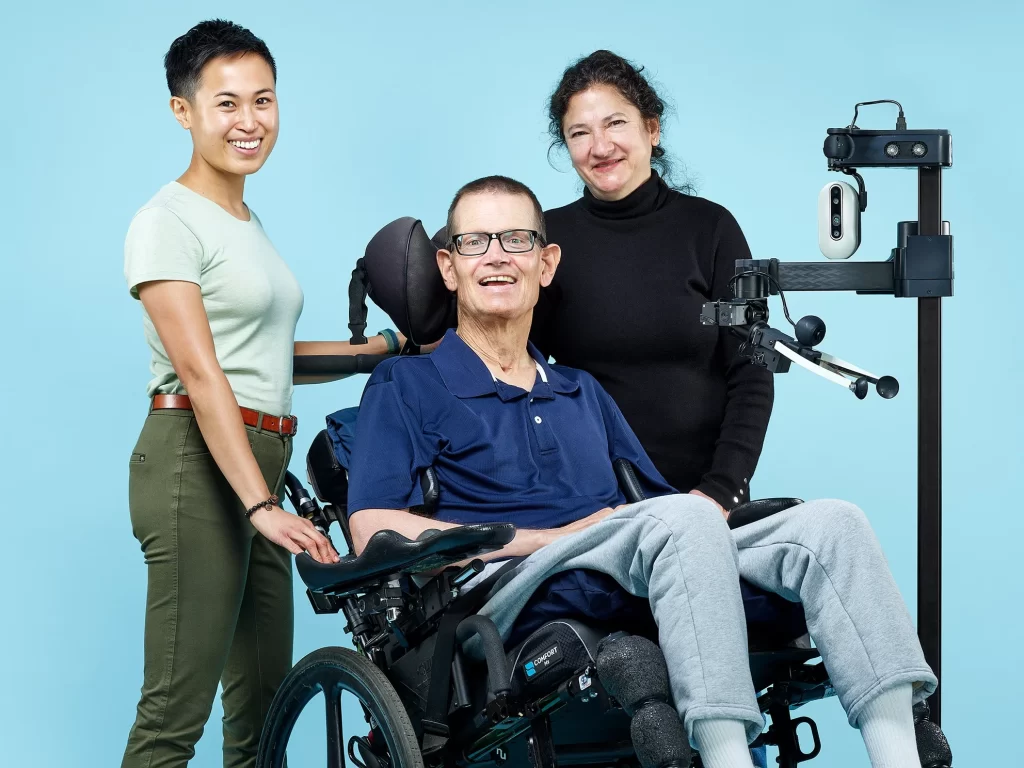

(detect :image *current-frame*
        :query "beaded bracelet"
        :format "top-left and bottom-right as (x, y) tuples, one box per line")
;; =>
(246, 494), (279, 519)
(378, 328), (400, 354)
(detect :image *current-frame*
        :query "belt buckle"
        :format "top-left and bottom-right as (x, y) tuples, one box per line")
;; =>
(278, 415), (296, 436)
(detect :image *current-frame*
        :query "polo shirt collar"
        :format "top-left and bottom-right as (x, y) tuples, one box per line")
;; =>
(430, 328), (579, 400)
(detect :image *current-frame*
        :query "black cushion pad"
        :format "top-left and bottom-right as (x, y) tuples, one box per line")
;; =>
(363, 217), (456, 346)
(296, 522), (514, 595)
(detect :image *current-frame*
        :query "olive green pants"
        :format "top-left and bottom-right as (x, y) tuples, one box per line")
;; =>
(122, 408), (294, 768)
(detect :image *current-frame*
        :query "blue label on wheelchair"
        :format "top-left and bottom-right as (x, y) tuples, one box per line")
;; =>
(524, 644), (562, 677)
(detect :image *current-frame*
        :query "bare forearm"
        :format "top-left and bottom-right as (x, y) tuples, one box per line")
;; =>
(185, 373), (273, 512)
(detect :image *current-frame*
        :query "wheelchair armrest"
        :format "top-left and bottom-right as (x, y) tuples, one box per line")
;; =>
(295, 523), (516, 595)
(728, 498), (804, 529)
(614, 458), (647, 503)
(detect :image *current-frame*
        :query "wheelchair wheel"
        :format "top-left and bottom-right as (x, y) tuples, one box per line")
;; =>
(256, 646), (424, 768)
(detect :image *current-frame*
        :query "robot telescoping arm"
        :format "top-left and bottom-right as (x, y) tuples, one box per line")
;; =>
(699, 297), (899, 400)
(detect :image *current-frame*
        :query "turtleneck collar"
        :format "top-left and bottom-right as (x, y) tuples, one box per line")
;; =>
(581, 168), (671, 220)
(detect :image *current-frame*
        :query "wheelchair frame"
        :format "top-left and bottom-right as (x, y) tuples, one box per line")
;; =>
(270, 431), (843, 768)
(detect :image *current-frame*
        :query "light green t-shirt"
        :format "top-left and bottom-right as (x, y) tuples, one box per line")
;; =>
(124, 181), (304, 416)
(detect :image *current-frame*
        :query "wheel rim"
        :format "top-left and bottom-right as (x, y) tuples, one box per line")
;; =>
(263, 662), (409, 768)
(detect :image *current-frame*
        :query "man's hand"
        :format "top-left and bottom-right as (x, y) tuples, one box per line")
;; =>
(250, 506), (340, 563)
(557, 503), (630, 537)
(688, 489), (728, 519)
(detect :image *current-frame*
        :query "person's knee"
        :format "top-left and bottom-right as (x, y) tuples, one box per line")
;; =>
(646, 494), (731, 540)
(799, 498), (877, 553)
(822, 499), (871, 534)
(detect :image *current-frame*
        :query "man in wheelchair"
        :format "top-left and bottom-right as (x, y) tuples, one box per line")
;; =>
(263, 176), (951, 768)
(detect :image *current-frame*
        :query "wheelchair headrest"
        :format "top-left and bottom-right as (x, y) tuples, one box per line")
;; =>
(363, 217), (456, 346)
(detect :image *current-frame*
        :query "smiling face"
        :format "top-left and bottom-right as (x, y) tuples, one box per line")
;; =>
(437, 191), (560, 325)
(563, 83), (660, 201)
(170, 53), (278, 178)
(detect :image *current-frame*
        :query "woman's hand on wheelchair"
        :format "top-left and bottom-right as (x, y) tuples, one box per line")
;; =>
(688, 489), (728, 519)
(250, 505), (340, 563)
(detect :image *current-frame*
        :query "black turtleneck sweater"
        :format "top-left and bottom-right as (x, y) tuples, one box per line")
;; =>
(530, 171), (774, 510)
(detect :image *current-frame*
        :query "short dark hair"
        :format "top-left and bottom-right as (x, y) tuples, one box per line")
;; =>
(547, 49), (693, 194)
(164, 19), (277, 102)
(446, 176), (547, 245)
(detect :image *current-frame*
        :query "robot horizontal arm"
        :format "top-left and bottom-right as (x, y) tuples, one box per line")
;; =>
(701, 301), (898, 400)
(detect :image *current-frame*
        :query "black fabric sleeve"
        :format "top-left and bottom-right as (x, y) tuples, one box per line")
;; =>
(529, 282), (560, 361)
(595, 381), (678, 499)
(696, 209), (775, 510)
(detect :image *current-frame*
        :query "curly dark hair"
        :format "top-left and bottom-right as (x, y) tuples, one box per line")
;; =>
(164, 19), (276, 102)
(547, 50), (692, 194)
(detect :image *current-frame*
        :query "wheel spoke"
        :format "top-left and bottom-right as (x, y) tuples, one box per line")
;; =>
(325, 685), (345, 768)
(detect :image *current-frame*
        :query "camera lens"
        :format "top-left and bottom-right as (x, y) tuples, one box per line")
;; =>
(832, 197), (839, 205)
(832, 215), (841, 225)
(833, 229), (840, 238)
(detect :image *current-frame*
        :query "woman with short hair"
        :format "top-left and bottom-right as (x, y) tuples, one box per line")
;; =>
(121, 20), (397, 767)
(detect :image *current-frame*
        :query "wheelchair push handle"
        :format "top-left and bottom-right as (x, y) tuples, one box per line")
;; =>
(292, 352), (394, 378)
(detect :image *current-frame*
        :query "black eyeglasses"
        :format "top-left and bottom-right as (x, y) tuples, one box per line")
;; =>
(448, 229), (545, 256)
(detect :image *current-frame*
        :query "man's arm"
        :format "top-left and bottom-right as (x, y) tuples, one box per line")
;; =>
(345, 370), (619, 562)
(348, 507), (615, 558)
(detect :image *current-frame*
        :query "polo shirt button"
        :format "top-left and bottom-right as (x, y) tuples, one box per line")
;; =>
(534, 416), (543, 424)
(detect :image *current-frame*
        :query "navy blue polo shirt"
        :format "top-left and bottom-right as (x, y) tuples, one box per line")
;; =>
(346, 329), (675, 526)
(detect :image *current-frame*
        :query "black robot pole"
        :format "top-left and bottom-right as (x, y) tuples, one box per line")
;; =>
(720, 159), (950, 723)
(917, 166), (943, 724)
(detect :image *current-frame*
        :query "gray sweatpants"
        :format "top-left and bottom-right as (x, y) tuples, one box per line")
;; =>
(476, 494), (937, 744)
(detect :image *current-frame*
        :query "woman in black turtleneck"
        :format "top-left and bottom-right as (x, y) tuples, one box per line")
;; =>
(531, 53), (772, 516)
(529, 51), (940, 768)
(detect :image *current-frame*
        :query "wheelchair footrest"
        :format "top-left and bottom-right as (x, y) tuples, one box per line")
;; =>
(914, 701), (953, 768)
(762, 698), (821, 767)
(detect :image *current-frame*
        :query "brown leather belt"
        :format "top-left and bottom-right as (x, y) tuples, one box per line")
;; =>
(151, 394), (298, 437)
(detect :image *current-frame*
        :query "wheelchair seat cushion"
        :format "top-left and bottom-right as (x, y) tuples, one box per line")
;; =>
(507, 569), (808, 651)
(507, 569), (657, 648)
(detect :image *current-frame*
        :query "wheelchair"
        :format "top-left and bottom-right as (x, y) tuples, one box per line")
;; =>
(255, 218), (953, 768)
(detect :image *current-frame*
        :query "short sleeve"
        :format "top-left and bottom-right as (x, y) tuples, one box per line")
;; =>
(124, 207), (204, 299)
(346, 376), (431, 515)
(594, 380), (677, 497)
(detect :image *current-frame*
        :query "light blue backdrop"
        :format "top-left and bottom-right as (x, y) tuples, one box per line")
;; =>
(1, 1), (1020, 765)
